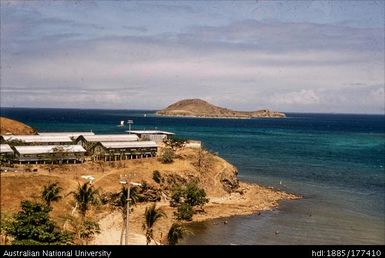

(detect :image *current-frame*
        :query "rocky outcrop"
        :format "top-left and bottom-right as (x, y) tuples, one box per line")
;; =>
(220, 166), (240, 193)
(156, 99), (286, 118)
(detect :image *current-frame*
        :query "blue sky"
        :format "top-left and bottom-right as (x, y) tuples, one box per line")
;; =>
(1, 0), (384, 113)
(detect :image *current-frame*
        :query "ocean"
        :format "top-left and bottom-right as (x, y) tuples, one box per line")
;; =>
(1, 108), (384, 244)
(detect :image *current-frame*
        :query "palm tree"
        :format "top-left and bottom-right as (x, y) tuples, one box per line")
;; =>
(41, 182), (62, 207)
(167, 223), (187, 245)
(142, 203), (166, 245)
(71, 183), (100, 218)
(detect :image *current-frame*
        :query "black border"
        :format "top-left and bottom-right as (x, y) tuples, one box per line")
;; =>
(0, 245), (384, 258)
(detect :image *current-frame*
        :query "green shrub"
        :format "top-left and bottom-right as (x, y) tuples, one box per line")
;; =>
(159, 148), (174, 164)
(7, 201), (73, 245)
(170, 185), (184, 206)
(167, 223), (186, 245)
(79, 219), (101, 245)
(152, 170), (162, 184)
(185, 182), (209, 208)
(165, 137), (187, 149)
(176, 203), (193, 221)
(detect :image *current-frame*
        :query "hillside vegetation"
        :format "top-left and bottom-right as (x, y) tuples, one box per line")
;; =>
(1, 147), (297, 244)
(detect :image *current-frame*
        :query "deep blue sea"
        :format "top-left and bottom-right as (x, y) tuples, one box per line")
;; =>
(1, 108), (384, 244)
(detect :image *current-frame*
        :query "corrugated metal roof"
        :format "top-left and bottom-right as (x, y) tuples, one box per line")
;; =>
(38, 132), (95, 137)
(80, 134), (139, 142)
(126, 130), (174, 135)
(2, 135), (73, 143)
(14, 145), (86, 155)
(99, 141), (157, 149)
(0, 144), (13, 153)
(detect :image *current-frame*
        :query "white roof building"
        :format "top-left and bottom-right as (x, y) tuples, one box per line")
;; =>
(14, 145), (86, 155)
(77, 134), (139, 143)
(0, 144), (13, 153)
(38, 132), (95, 138)
(99, 141), (158, 149)
(2, 135), (73, 143)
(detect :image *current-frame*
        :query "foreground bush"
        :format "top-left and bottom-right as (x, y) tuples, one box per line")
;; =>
(176, 203), (193, 221)
(152, 170), (162, 184)
(7, 201), (73, 245)
(159, 148), (174, 164)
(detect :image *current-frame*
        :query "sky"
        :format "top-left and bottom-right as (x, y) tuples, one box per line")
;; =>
(1, 0), (384, 114)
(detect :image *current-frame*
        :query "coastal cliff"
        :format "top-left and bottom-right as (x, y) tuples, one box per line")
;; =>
(156, 99), (286, 118)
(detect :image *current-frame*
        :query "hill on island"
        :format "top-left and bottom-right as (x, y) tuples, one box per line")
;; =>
(156, 99), (286, 118)
(0, 117), (37, 135)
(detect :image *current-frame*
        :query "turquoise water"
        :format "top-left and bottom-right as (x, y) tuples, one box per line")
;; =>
(1, 108), (384, 244)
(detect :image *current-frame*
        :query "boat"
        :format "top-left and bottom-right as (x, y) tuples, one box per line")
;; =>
(118, 120), (124, 127)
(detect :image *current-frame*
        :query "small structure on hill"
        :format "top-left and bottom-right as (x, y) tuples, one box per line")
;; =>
(13, 145), (86, 164)
(90, 141), (158, 161)
(126, 130), (174, 143)
(184, 140), (202, 149)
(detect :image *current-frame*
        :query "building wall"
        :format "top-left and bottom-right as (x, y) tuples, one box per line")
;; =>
(14, 152), (85, 164)
(91, 145), (157, 161)
(0, 152), (14, 163)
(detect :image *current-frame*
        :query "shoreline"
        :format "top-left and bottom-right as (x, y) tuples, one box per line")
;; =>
(91, 181), (299, 245)
(1, 147), (299, 245)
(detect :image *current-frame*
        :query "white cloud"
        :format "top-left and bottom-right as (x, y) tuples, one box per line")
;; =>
(1, 13), (384, 113)
(270, 90), (320, 105)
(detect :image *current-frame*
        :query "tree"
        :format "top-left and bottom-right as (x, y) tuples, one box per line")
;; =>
(79, 219), (100, 245)
(152, 170), (162, 184)
(142, 203), (166, 245)
(41, 182), (62, 207)
(170, 182), (208, 208)
(167, 223), (187, 245)
(49, 146), (67, 165)
(64, 215), (100, 245)
(170, 182), (209, 220)
(193, 146), (214, 172)
(170, 184), (184, 207)
(67, 183), (101, 245)
(71, 183), (100, 218)
(175, 203), (193, 221)
(159, 148), (174, 164)
(0, 213), (13, 245)
(7, 201), (72, 245)
(164, 137), (187, 149)
(184, 182), (209, 208)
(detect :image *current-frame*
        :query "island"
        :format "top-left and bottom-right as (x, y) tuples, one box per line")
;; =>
(156, 99), (286, 118)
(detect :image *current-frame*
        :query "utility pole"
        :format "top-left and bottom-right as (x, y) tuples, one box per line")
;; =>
(127, 120), (134, 132)
(125, 185), (130, 245)
(119, 177), (142, 245)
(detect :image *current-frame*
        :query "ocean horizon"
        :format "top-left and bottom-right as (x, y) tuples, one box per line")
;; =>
(1, 106), (384, 116)
(1, 107), (384, 244)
